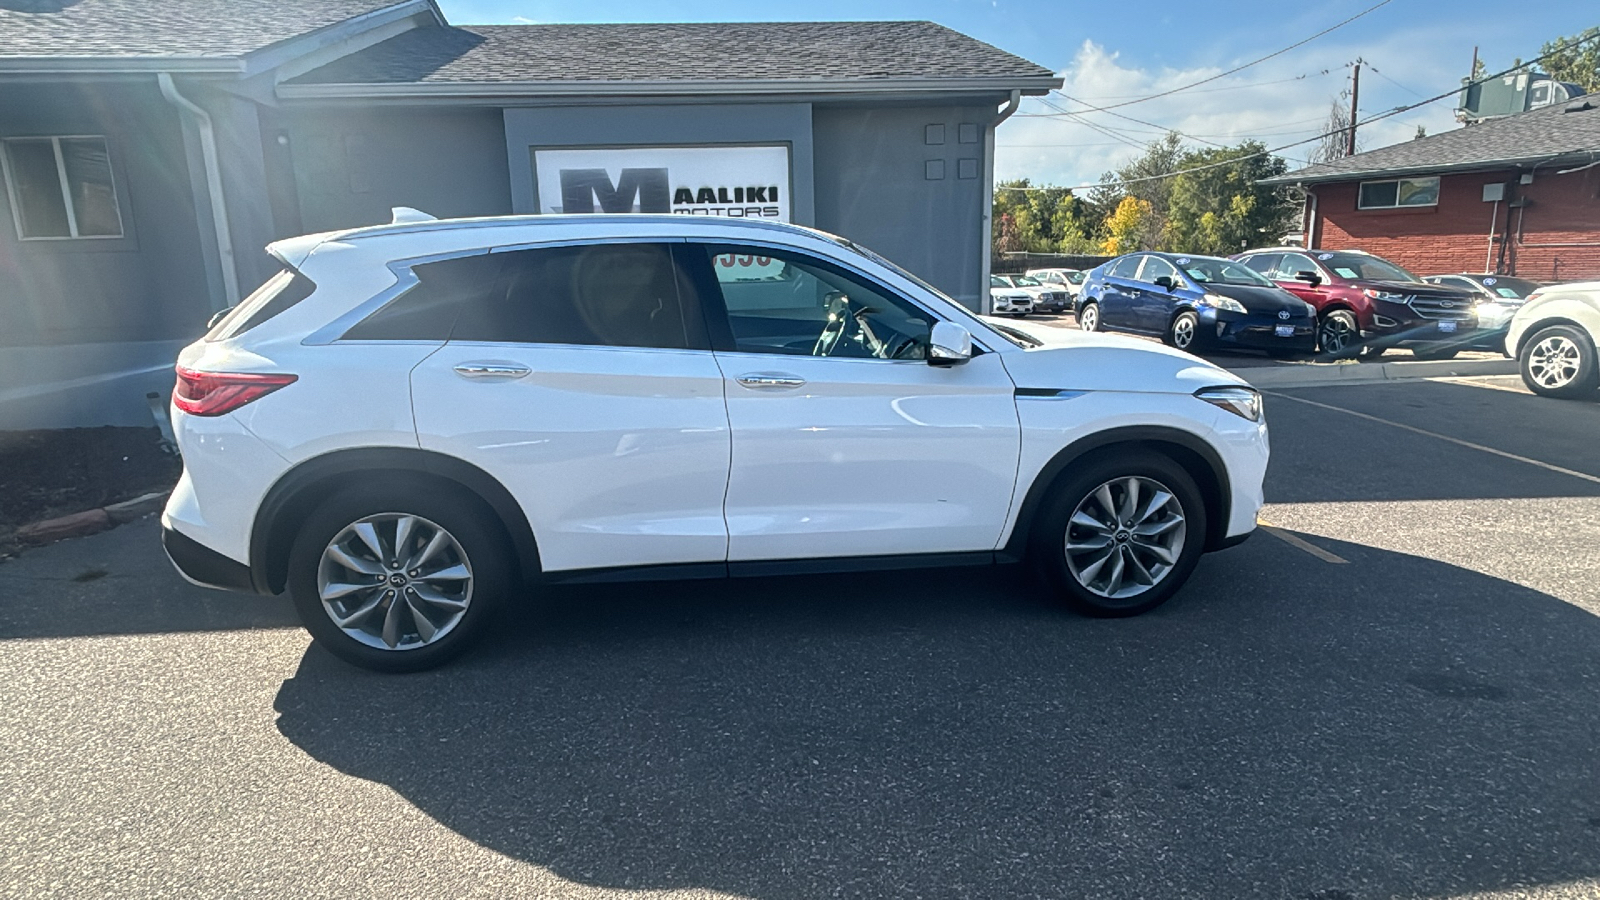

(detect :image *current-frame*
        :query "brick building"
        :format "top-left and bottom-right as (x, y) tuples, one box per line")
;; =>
(1262, 96), (1600, 283)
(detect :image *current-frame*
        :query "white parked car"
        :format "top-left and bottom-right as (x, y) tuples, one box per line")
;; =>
(989, 276), (1034, 316)
(1505, 281), (1600, 397)
(163, 211), (1268, 671)
(993, 273), (1071, 313)
(1026, 267), (1087, 301)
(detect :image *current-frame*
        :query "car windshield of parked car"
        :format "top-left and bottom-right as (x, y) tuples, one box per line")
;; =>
(1477, 276), (1541, 299)
(1012, 275), (1043, 287)
(1320, 253), (1419, 283)
(990, 275), (1009, 288)
(1066, 271), (1086, 284)
(1181, 258), (1275, 287)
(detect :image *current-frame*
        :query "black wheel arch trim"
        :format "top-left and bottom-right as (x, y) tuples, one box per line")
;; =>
(248, 447), (541, 595)
(998, 425), (1234, 562)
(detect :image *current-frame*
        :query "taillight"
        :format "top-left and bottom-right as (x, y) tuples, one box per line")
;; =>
(173, 366), (296, 416)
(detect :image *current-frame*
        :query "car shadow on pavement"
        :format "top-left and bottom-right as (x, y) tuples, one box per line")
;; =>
(275, 532), (1600, 900)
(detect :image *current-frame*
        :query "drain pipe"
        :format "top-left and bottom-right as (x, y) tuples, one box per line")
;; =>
(980, 90), (1022, 315)
(158, 72), (239, 307)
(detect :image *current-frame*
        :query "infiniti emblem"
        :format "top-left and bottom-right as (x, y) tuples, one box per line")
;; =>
(1277, 310), (1291, 320)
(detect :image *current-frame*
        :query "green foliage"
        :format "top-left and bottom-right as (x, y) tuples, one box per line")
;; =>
(1538, 26), (1600, 92)
(993, 178), (1101, 254)
(1163, 142), (1294, 255)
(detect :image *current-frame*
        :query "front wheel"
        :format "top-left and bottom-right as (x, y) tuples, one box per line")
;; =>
(1166, 310), (1199, 351)
(1078, 301), (1101, 332)
(287, 481), (513, 672)
(1519, 324), (1599, 397)
(1032, 451), (1208, 617)
(1317, 310), (1361, 358)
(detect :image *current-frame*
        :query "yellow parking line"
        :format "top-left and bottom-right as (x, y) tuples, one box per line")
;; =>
(1268, 391), (1600, 486)
(1257, 519), (1349, 564)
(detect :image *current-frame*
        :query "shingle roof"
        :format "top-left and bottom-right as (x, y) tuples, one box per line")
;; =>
(0, 0), (403, 61)
(1263, 97), (1600, 185)
(284, 21), (1057, 88)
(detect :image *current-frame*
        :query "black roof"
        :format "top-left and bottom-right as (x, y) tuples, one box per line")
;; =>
(284, 20), (1057, 87)
(1263, 96), (1600, 185)
(0, 0), (404, 61)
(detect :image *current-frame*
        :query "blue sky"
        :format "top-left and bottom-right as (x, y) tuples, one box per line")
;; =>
(439, 0), (1596, 186)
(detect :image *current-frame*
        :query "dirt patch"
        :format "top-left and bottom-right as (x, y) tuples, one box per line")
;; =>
(0, 427), (180, 555)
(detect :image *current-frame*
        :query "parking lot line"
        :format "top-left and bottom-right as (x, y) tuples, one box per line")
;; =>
(1256, 520), (1349, 564)
(1267, 391), (1600, 486)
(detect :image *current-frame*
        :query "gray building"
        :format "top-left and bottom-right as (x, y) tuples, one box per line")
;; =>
(0, 1), (1058, 429)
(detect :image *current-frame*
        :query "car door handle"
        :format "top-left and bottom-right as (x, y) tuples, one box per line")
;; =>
(453, 362), (531, 379)
(736, 373), (806, 389)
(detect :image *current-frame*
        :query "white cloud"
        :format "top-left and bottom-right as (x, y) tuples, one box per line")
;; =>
(996, 37), (1465, 189)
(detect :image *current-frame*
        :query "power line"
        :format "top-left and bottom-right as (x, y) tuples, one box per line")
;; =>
(1061, 0), (1395, 113)
(1061, 64), (1349, 101)
(996, 29), (1600, 194)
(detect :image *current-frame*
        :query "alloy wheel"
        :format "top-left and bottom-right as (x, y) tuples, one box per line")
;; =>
(316, 513), (474, 651)
(1528, 335), (1581, 389)
(1080, 304), (1099, 331)
(1064, 476), (1187, 600)
(1320, 317), (1355, 354)
(1172, 315), (1196, 349)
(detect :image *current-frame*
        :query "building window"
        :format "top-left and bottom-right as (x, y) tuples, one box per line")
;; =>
(1, 136), (124, 239)
(1357, 176), (1440, 210)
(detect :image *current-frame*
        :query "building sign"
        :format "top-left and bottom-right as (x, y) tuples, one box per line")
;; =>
(532, 146), (790, 221)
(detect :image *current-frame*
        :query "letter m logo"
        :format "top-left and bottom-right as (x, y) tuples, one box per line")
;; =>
(558, 168), (670, 213)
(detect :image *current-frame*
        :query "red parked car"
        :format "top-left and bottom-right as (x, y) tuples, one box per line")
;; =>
(1231, 248), (1480, 360)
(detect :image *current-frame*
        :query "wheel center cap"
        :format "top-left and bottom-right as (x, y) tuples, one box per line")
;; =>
(388, 573), (408, 587)
(1114, 530), (1131, 544)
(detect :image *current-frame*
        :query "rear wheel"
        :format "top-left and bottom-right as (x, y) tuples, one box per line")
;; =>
(1519, 324), (1599, 398)
(287, 481), (513, 672)
(1078, 301), (1101, 332)
(1032, 451), (1208, 617)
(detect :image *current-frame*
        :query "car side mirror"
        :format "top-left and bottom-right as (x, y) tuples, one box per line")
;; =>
(1153, 275), (1175, 292)
(206, 306), (235, 330)
(928, 321), (972, 366)
(1294, 271), (1322, 287)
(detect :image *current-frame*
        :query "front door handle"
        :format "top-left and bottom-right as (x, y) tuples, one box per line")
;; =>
(454, 362), (531, 379)
(736, 373), (806, 389)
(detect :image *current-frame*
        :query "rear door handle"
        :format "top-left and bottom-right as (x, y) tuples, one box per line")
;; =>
(736, 373), (806, 389)
(454, 362), (531, 379)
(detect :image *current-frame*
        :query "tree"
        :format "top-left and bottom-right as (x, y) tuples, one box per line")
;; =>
(1538, 26), (1600, 92)
(1102, 196), (1155, 255)
(992, 178), (1100, 254)
(1311, 95), (1357, 164)
(1164, 142), (1295, 255)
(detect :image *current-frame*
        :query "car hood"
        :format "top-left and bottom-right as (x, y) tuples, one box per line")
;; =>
(1357, 279), (1475, 300)
(981, 320), (1249, 394)
(1205, 283), (1311, 314)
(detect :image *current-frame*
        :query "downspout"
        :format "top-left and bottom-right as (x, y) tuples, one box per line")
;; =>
(980, 89), (1022, 315)
(1303, 185), (1318, 249)
(158, 72), (239, 307)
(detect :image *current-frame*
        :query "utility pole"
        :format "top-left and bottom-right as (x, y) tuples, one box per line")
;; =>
(1346, 62), (1361, 157)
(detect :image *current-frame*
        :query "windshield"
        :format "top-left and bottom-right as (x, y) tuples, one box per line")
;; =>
(990, 275), (1009, 288)
(1066, 271), (1086, 284)
(1180, 257), (1275, 287)
(1319, 252), (1419, 283)
(1476, 276), (1540, 299)
(1012, 275), (1042, 287)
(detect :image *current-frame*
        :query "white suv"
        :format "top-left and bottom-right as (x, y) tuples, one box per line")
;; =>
(162, 212), (1269, 671)
(1505, 281), (1600, 397)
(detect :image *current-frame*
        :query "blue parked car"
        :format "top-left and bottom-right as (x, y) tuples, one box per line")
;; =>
(1075, 252), (1318, 355)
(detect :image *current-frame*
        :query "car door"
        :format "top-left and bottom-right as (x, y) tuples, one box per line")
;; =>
(1132, 255), (1181, 333)
(1098, 255), (1145, 329)
(684, 241), (1022, 562)
(1269, 252), (1329, 308)
(405, 241), (733, 573)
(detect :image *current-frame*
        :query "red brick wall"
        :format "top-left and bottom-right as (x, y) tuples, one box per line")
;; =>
(1311, 166), (1600, 282)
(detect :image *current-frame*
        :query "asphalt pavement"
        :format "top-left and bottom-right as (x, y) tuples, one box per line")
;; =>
(2, 376), (1599, 899)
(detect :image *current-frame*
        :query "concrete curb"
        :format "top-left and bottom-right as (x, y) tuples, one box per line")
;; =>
(10, 489), (171, 546)
(1226, 357), (1517, 389)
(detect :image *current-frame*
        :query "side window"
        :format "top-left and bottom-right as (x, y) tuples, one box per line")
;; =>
(1137, 256), (1178, 284)
(694, 244), (934, 359)
(206, 269), (318, 341)
(452, 243), (702, 349)
(1240, 253), (1280, 276)
(1272, 253), (1317, 281)
(1108, 255), (1142, 279)
(344, 252), (502, 341)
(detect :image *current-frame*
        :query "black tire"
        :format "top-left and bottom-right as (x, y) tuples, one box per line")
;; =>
(1317, 310), (1362, 358)
(1518, 323), (1600, 398)
(287, 479), (514, 673)
(1078, 300), (1101, 332)
(1410, 347), (1459, 361)
(1356, 344), (1387, 363)
(1031, 450), (1208, 618)
(1166, 310), (1200, 351)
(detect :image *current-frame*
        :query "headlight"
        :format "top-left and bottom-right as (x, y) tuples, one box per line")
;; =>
(1363, 289), (1407, 301)
(1202, 293), (1247, 313)
(1303, 301), (1317, 316)
(1195, 386), (1262, 422)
